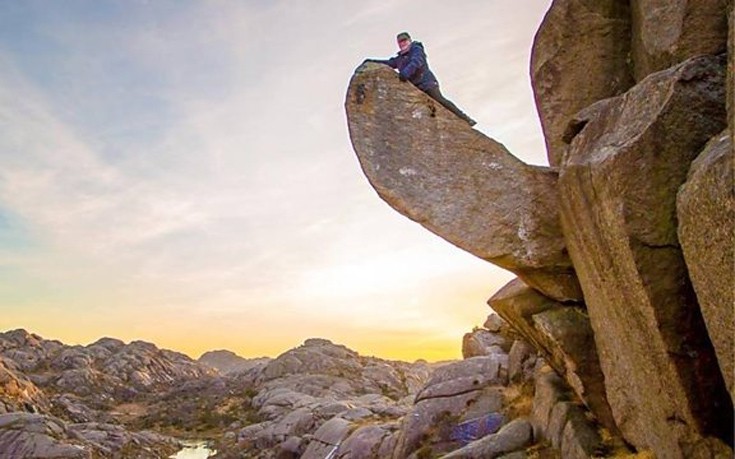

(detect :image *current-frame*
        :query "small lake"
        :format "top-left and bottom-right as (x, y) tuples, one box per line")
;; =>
(169, 441), (216, 459)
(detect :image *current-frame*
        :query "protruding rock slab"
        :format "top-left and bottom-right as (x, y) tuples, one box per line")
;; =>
(346, 62), (582, 302)
(677, 130), (734, 402)
(631, 0), (729, 81)
(489, 278), (615, 433)
(559, 55), (732, 456)
(531, 0), (633, 166)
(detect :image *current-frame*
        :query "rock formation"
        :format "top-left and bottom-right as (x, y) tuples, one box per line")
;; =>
(214, 337), (438, 457)
(488, 278), (615, 434)
(559, 54), (731, 456)
(677, 130), (734, 402)
(199, 350), (271, 375)
(630, 0), (729, 81)
(346, 1), (734, 457)
(0, 412), (179, 459)
(461, 324), (510, 359)
(0, 324), (624, 458)
(0, 329), (213, 406)
(210, 325), (600, 458)
(0, 330), (228, 457)
(0, 357), (48, 415)
(346, 62), (582, 302)
(531, 0), (633, 166)
(440, 418), (533, 459)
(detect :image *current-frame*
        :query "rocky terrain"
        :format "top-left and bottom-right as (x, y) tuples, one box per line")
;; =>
(346, 0), (734, 458)
(2, 2), (732, 458)
(1, 322), (576, 459)
(199, 351), (271, 376)
(0, 329), (208, 457)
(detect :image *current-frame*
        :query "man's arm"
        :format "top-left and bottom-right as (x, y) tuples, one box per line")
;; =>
(398, 47), (425, 80)
(364, 56), (397, 68)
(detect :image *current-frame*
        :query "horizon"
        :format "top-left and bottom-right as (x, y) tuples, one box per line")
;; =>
(1, 326), (458, 363)
(0, 1), (552, 362)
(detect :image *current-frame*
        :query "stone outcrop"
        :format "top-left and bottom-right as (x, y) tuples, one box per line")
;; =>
(439, 418), (533, 459)
(256, 338), (426, 401)
(0, 412), (179, 459)
(0, 357), (47, 415)
(0, 330), (63, 373)
(0, 329), (213, 406)
(337, 423), (399, 459)
(531, 0), (634, 166)
(346, 1), (734, 457)
(0, 326), (627, 458)
(483, 313), (506, 333)
(530, 365), (625, 458)
(0, 330), (444, 459)
(345, 62), (582, 302)
(0, 329), (235, 457)
(198, 350), (271, 375)
(461, 328), (510, 359)
(559, 54), (732, 456)
(0, 413), (90, 459)
(630, 0), (729, 81)
(301, 417), (351, 459)
(393, 357), (506, 458)
(216, 338), (438, 458)
(677, 130), (734, 402)
(507, 340), (538, 384)
(219, 331), (566, 458)
(488, 278), (614, 433)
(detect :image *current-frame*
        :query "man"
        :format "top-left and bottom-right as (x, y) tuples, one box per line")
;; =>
(367, 32), (476, 126)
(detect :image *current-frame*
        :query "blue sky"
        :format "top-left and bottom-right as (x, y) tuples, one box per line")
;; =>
(0, 1), (551, 360)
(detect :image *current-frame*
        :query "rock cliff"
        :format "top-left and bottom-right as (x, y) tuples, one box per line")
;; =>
(346, 1), (734, 457)
(0, 325), (628, 458)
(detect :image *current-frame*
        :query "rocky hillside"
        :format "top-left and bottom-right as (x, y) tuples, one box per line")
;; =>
(208, 319), (569, 458)
(2, 322), (597, 458)
(0, 329), (216, 457)
(199, 350), (271, 375)
(0, 329), (213, 409)
(346, 1), (734, 458)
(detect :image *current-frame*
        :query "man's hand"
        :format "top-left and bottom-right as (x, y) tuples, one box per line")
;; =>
(398, 73), (408, 82)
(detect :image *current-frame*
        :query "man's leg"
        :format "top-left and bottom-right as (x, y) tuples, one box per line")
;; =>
(424, 86), (476, 126)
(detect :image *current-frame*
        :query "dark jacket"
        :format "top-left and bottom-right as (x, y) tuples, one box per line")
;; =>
(382, 42), (439, 91)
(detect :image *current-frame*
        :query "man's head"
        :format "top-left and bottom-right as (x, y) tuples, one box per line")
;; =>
(396, 32), (412, 53)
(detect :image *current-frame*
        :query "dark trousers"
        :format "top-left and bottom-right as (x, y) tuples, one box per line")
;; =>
(423, 86), (474, 123)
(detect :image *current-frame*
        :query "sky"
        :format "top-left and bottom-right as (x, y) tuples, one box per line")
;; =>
(0, 0), (552, 362)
